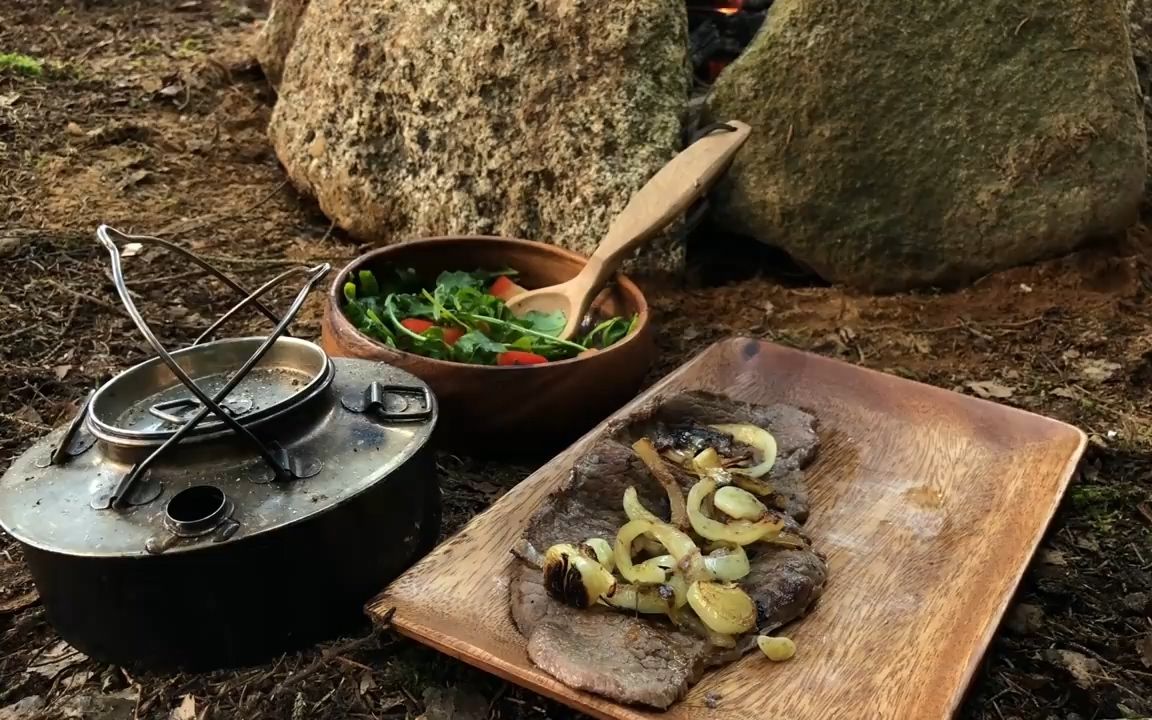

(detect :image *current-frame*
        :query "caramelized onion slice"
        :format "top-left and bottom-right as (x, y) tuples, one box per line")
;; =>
(542, 544), (617, 608)
(622, 489), (672, 556)
(669, 606), (736, 649)
(615, 518), (712, 585)
(602, 582), (674, 614)
(709, 423), (777, 478)
(582, 538), (615, 571)
(703, 545), (750, 581)
(714, 485), (768, 520)
(757, 635), (797, 661)
(613, 521), (668, 584)
(632, 438), (689, 530)
(686, 581), (757, 635)
(623, 486), (661, 524)
(732, 474), (774, 496)
(687, 479), (785, 545)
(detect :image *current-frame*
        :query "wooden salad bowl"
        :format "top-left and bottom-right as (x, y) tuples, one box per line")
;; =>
(320, 236), (656, 450)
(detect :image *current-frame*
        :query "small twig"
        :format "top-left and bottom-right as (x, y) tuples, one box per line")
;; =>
(1013, 16), (1031, 36)
(0, 324), (35, 342)
(159, 178), (291, 237)
(43, 279), (119, 310)
(485, 684), (508, 720)
(333, 656), (373, 672)
(273, 629), (384, 696)
(320, 217), (338, 244)
(0, 412), (50, 432)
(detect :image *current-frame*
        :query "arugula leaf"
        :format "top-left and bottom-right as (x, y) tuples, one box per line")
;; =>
(435, 271), (486, 293)
(520, 310), (566, 337)
(451, 330), (507, 364)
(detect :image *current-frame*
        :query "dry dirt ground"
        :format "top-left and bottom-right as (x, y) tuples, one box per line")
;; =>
(1, 2), (1151, 719)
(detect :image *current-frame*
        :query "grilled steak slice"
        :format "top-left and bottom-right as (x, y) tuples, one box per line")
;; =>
(509, 393), (827, 709)
(511, 566), (720, 709)
(649, 422), (747, 457)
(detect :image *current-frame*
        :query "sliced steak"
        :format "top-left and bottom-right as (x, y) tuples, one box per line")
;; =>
(513, 566), (715, 709)
(510, 392), (827, 710)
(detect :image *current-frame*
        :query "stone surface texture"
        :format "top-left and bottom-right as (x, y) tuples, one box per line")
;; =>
(268, 0), (691, 273)
(707, 0), (1148, 291)
(254, 0), (310, 88)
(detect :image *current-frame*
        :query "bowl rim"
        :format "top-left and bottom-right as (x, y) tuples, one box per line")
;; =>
(325, 235), (653, 371)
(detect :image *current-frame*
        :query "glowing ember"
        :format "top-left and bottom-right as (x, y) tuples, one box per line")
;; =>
(687, 0), (768, 86)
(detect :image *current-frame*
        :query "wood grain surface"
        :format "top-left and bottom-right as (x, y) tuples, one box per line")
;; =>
(367, 337), (1086, 720)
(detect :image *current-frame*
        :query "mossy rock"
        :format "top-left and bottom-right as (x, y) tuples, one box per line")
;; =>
(707, 0), (1148, 291)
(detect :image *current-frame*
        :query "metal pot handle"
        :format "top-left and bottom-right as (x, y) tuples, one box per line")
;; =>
(94, 225), (331, 510)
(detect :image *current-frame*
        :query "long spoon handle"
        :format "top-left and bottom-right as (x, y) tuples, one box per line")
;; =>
(570, 121), (751, 317)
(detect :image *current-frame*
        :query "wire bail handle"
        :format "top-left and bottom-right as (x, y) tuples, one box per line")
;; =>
(92, 225), (331, 510)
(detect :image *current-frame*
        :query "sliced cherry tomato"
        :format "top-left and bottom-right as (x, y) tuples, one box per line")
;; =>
(400, 318), (435, 334)
(497, 350), (548, 366)
(441, 327), (464, 346)
(489, 275), (527, 302)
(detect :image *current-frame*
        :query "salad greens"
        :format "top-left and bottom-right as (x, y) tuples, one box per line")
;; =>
(341, 266), (639, 365)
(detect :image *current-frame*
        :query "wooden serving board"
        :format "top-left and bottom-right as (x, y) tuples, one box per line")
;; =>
(368, 338), (1086, 719)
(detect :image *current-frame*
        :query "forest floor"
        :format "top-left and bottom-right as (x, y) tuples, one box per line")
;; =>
(1, 2), (1151, 719)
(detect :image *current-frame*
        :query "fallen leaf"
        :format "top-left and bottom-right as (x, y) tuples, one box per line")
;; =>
(169, 695), (196, 720)
(0, 695), (45, 720)
(1078, 358), (1121, 384)
(0, 589), (39, 614)
(53, 364), (72, 381)
(1138, 502), (1152, 525)
(421, 686), (489, 720)
(120, 243), (144, 258)
(1062, 349), (1082, 361)
(1073, 535), (1100, 553)
(965, 381), (1014, 399)
(139, 76), (163, 94)
(1006, 603), (1045, 634)
(159, 83), (184, 98)
(1050, 386), (1077, 399)
(358, 672), (376, 695)
(1039, 549), (1067, 566)
(56, 688), (137, 720)
(14, 405), (43, 425)
(117, 169), (152, 191)
(0, 92), (21, 108)
(1140, 633), (1152, 669)
(0, 236), (25, 259)
(28, 641), (88, 678)
(1042, 649), (1103, 689)
(1122, 592), (1150, 615)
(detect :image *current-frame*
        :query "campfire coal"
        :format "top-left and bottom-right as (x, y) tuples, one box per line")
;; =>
(687, 0), (772, 86)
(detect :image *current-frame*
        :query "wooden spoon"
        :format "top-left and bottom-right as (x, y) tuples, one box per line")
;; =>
(504, 120), (752, 341)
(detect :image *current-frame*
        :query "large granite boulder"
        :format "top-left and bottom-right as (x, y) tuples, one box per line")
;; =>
(707, 0), (1148, 291)
(254, 0), (309, 88)
(268, 0), (691, 273)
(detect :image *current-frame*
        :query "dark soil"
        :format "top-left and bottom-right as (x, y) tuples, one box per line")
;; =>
(2, 2), (1151, 719)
